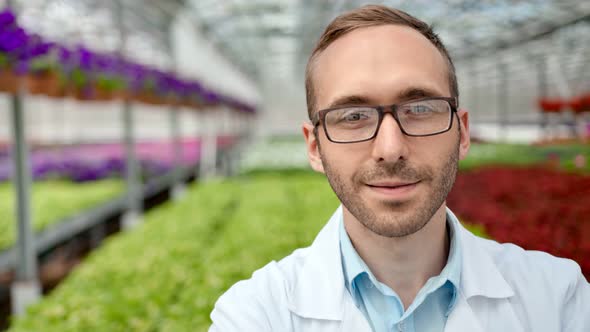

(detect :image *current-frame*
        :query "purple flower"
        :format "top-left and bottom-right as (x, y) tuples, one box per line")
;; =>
(0, 26), (28, 54)
(58, 46), (72, 63)
(0, 9), (16, 28)
(14, 60), (28, 74)
(0, 7), (254, 114)
(77, 46), (94, 70)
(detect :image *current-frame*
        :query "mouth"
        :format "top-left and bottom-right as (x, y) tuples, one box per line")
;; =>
(366, 179), (421, 188)
(365, 180), (420, 199)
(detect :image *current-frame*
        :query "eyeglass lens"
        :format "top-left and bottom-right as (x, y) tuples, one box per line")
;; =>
(324, 99), (452, 142)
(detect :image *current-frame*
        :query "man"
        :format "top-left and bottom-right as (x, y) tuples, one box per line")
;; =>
(210, 5), (590, 331)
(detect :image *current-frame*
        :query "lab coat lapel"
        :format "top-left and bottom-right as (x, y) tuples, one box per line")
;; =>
(445, 290), (526, 332)
(287, 206), (347, 320)
(287, 206), (372, 330)
(445, 209), (525, 332)
(341, 294), (372, 332)
(444, 291), (484, 332)
(449, 209), (515, 299)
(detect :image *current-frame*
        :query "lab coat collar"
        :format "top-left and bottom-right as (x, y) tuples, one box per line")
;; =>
(287, 205), (346, 320)
(287, 206), (515, 321)
(447, 208), (515, 299)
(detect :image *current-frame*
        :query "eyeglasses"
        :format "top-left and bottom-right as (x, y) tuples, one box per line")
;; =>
(312, 97), (458, 143)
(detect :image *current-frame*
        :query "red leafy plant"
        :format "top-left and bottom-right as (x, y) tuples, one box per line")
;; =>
(448, 166), (590, 278)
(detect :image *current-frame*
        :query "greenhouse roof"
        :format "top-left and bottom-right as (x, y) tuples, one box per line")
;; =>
(6, 0), (590, 106)
(8, 0), (185, 69)
(188, 0), (590, 82)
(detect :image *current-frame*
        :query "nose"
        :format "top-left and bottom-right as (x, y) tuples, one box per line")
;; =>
(370, 113), (409, 163)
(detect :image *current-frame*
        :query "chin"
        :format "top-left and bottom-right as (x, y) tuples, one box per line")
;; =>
(363, 219), (427, 238)
(358, 199), (434, 238)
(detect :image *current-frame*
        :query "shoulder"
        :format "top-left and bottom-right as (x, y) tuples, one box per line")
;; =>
(465, 230), (590, 325)
(209, 246), (311, 331)
(469, 232), (584, 293)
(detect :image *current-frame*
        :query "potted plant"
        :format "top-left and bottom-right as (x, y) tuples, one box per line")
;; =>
(123, 63), (159, 105)
(57, 46), (105, 101)
(24, 35), (64, 97)
(94, 72), (126, 101)
(538, 97), (564, 114)
(0, 8), (22, 93)
(0, 50), (19, 93)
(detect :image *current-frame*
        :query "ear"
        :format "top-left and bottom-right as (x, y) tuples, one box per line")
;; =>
(302, 122), (325, 173)
(456, 109), (471, 161)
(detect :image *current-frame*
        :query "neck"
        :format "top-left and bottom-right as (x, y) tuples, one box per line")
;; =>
(343, 204), (450, 309)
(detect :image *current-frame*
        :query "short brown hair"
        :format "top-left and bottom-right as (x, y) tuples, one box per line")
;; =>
(305, 5), (459, 119)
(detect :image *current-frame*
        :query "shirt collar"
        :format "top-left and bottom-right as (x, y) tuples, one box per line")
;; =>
(339, 209), (463, 313)
(339, 218), (368, 300)
(286, 206), (514, 321)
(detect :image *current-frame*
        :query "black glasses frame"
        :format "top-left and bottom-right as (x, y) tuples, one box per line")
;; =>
(312, 97), (458, 144)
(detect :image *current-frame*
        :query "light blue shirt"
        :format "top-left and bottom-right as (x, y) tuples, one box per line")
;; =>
(339, 212), (462, 332)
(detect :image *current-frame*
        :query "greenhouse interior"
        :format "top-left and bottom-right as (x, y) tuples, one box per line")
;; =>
(0, 0), (588, 330)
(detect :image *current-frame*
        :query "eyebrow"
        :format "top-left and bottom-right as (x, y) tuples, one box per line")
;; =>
(325, 86), (444, 109)
(396, 87), (442, 101)
(326, 95), (372, 109)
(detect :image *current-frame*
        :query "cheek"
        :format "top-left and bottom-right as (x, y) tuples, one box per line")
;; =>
(413, 136), (459, 169)
(321, 144), (368, 176)
(419, 145), (445, 164)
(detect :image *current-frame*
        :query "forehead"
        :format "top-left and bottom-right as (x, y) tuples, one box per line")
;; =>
(311, 25), (450, 109)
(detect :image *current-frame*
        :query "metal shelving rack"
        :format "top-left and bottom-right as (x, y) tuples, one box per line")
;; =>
(1, 0), (254, 316)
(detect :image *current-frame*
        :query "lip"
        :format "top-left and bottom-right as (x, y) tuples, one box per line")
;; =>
(365, 180), (420, 199)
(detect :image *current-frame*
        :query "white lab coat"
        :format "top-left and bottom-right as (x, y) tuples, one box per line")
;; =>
(210, 207), (590, 331)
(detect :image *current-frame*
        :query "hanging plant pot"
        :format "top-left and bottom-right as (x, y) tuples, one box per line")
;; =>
(63, 67), (92, 101)
(166, 94), (182, 107)
(72, 85), (96, 101)
(152, 94), (164, 106)
(93, 81), (115, 101)
(569, 97), (585, 114)
(134, 91), (160, 105)
(583, 93), (590, 113)
(538, 98), (564, 113)
(569, 94), (590, 115)
(0, 68), (21, 93)
(94, 75), (126, 102)
(179, 97), (191, 109)
(61, 84), (76, 99)
(117, 89), (132, 102)
(25, 69), (64, 97)
(180, 97), (201, 110)
(156, 95), (167, 106)
(93, 89), (113, 101)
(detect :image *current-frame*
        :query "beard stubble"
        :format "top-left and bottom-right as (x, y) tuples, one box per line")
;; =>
(321, 139), (460, 238)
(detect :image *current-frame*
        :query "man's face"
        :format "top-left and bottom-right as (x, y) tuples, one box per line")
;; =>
(303, 25), (470, 237)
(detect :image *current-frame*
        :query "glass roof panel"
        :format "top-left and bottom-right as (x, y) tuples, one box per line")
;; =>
(187, 0), (588, 110)
(7, 0), (186, 69)
(2, 0), (588, 116)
